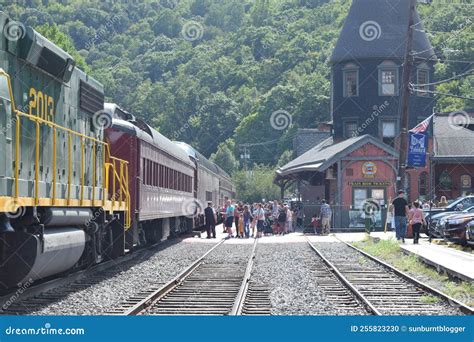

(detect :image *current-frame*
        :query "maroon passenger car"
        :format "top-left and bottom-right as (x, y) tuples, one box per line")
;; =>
(104, 104), (196, 248)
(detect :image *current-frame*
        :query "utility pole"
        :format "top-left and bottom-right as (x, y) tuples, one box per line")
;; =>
(240, 145), (250, 172)
(398, 0), (416, 192)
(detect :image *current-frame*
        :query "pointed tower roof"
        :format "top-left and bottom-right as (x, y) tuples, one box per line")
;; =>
(331, 0), (435, 64)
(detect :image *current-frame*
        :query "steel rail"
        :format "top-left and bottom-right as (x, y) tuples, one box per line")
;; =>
(124, 238), (226, 316)
(230, 238), (258, 315)
(337, 237), (474, 315)
(0, 238), (177, 311)
(305, 237), (381, 315)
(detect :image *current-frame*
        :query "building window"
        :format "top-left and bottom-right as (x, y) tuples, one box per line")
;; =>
(460, 175), (472, 196)
(380, 70), (397, 96)
(417, 66), (430, 96)
(343, 64), (359, 97)
(419, 172), (428, 197)
(206, 191), (213, 202)
(381, 120), (396, 147)
(344, 120), (358, 138)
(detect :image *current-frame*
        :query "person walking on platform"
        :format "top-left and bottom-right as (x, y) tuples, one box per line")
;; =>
(320, 199), (332, 235)
(286, 205), (293, 233)
(392, 190), (409, 243)
(277, 203), (287, 235)
(234, 202), (242, 238)
(204, 202), (217, 239)
(256, 203), (266, 238)
(225, 200), (235, 238)
(243, 205), (252, 238)
(408, 201), (426, 244)
(296, 205), (305, 232)
(250, 204), (257, 237)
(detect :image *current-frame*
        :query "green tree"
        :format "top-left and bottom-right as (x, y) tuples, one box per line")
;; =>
(36, 23), (90, 72)
(210, 140), (238, 176)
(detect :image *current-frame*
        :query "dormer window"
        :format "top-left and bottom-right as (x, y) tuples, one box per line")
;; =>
(343, 63), (359, 97)
(417, 63), (430, 96)
(378, 61), (399, 96)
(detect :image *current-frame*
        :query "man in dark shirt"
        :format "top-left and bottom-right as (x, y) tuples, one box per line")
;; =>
(204, 202), (217, 239)
(392, 190), (409, 242)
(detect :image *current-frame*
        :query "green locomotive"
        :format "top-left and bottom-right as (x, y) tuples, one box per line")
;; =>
(0, 12), (130, 289)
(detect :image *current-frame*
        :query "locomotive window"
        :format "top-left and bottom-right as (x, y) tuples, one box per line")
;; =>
(0, 75), (11, 100)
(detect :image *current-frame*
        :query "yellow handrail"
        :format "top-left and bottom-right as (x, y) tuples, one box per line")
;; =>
(0, 70), (131, 229)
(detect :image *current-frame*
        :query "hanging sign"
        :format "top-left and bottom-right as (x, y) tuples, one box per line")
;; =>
(362, 162), (377, 178)
(407, 132), (427, 168)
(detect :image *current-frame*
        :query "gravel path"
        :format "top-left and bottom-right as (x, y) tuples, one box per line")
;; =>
(251, 242), (368, 315)
(30, 239), (219, 315)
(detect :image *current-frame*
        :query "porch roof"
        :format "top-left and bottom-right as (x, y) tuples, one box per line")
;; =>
(276, 134), (398, 180)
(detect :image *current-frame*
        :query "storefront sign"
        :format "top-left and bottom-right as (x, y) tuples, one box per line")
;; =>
(407, 132), (427, 167)
(349, 181), (392, 187)
(362, 162), (377, 178)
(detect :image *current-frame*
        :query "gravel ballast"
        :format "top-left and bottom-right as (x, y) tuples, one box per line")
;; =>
(251, 242), (368, 315)
(30, 239), (220, 315)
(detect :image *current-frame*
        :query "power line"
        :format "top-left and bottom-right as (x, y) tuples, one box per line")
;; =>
(410, 87), (474, 100)
(410, 69), (473, 86)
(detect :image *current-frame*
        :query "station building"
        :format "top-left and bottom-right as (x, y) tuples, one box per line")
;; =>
(275, 0), (474, 229)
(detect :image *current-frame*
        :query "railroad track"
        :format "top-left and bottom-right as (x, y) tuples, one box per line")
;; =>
(112, 239), (270, 316)
(306, 237), (473, 316)
(0, 238), (190, 315)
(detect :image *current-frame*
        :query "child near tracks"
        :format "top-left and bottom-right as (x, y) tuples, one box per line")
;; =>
(243, 205), (252, 238)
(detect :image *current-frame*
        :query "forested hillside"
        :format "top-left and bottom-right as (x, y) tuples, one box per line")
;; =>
(3, 0), (473, 177)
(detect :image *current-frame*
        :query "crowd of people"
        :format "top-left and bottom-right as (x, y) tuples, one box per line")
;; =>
(202, 200), (310, 239)
(202, 199), (334, 239)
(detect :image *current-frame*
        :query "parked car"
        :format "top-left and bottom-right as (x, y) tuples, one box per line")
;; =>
(466, 220), (474, 246)
(442, 212), (474, 245)
(428, 206), (474, 238)
(424, 196), (474, 231)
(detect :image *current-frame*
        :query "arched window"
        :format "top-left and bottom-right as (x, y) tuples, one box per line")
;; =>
(343, 63), (359, 97)
(419, 172), (428, 198)
(378, 60), (399, 96)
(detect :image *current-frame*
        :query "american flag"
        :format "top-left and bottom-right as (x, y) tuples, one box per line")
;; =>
(409, 114), (434, 134)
